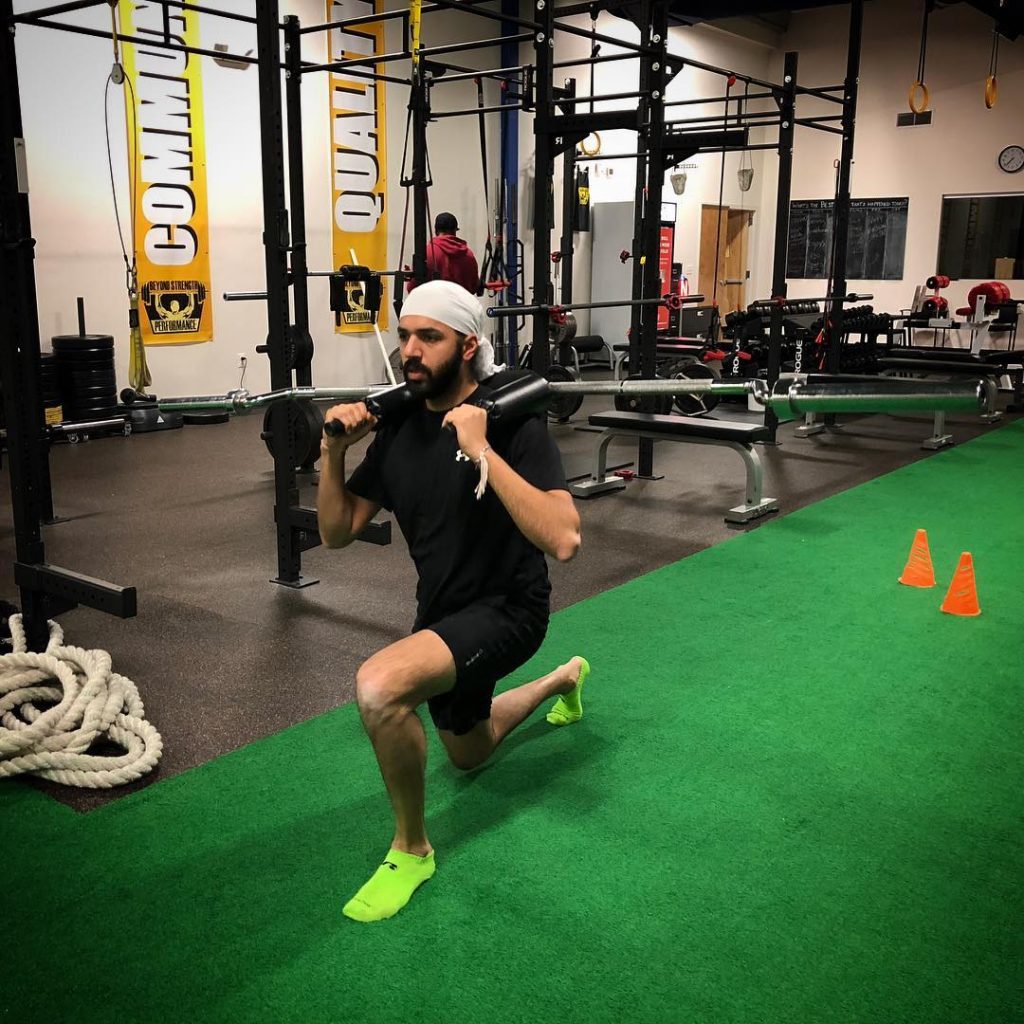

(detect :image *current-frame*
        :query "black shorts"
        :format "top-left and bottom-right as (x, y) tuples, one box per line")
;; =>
(418, 599), (548, 736)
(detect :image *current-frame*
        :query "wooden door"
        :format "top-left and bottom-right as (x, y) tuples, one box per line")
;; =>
(724, 209), (751, 311)
(698, 205), (730, 308)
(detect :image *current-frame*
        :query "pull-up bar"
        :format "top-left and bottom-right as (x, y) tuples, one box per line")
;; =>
(13, 14), (260, 66)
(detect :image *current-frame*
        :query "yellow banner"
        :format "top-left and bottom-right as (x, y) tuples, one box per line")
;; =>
(120, 0), (213, 345)
(328, 0), (388, 332)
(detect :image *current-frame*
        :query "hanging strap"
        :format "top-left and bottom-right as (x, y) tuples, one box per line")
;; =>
(410, 0), (421, 74)
(475, 76), (493, 295)
(985, 8), (1001, 109)
(909, 1), (931, 113)
(740, 81), (752, 173)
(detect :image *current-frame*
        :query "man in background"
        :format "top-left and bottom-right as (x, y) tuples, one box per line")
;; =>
(412, 212), (480, 294)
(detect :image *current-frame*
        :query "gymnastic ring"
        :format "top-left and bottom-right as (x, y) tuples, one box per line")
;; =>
(984, 75), (997, 109)
(578, 132), (601, 157)
(908, 80), (930, 115)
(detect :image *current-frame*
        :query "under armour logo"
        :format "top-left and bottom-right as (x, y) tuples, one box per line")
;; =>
(454, 449), (471, 463)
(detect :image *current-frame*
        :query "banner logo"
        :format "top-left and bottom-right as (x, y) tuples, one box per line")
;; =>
(141, 280), (208, 334)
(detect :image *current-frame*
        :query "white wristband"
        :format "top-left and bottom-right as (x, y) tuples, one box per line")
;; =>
(474, 445), (493, 500)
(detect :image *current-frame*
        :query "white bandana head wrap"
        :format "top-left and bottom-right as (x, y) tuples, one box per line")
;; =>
(400, 281), (505, 380)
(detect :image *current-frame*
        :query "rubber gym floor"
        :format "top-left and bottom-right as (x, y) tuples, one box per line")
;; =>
(1, 397), (1021, 1023)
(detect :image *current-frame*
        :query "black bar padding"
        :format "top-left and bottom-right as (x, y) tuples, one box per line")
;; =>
(475, 371), (551, 421)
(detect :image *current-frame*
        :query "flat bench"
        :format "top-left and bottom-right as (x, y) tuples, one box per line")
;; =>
(569, 410), (779, 524)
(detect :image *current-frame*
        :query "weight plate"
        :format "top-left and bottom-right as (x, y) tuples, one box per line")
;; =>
(56, 354), (117, 368)
(547, 311), (578, 348)
(52, 334), (114, 350)
(664, 359), (721, 416)
(53, 348), (114, 362)
(614, 374), (673, 415)
(543, 364), (583, 422)
(63, 386), (118, 400)
(262, 399), (324, 468)
(64, 407), (122, 420)
(66, 370), (117, 386)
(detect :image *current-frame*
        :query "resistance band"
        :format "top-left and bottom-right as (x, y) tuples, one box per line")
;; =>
(103, 2), (151, 395)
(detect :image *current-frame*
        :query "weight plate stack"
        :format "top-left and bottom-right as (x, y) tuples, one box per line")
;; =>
(40, 352), (64, 424)
(52, 334), (119, 422)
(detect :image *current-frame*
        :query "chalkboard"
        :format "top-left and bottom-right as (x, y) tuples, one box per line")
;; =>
(786, 198), (908, 280)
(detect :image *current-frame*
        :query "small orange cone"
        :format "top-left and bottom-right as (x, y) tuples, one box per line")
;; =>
(940, 552), (981, 616)
(899, 529), (936, 588)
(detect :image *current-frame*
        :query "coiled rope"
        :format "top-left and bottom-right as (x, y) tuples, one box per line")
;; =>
(0, 615), (162, 788)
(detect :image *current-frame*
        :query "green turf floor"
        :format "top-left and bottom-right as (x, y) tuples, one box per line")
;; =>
(3, 422), (1023, 1024)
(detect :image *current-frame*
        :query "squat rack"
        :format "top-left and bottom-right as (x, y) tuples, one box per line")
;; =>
(521, 0), (864, 472)
(0, 0), (542, 648)
(0, 0), (864, 648)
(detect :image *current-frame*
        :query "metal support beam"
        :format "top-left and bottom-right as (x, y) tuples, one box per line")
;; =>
(0, 0), (133, 647)
(284, 16), (311, 390)
(824, 0), (864, 380)
(530, 0), (555, 374)
(627, 0), (670, 478)
(409, 70), (431, 292)
(558, 80), (577, 334)
(765, 52), (798, 442)
(501, 0), (520, 364)
(256, 0), (314, 588)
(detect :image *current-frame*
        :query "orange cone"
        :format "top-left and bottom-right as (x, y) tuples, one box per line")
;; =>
(940, 552), (981, 616)
(899, 529), (936, 588)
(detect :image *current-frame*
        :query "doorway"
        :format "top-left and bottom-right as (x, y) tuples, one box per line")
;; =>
(699, 205), (753, 312)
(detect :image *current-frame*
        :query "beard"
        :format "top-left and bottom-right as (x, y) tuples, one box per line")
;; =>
(403, 340), (465, 399)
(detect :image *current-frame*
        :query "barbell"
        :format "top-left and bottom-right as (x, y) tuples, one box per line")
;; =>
(486, 293), (706, 318)
(124, 374), (994, 469)
(134, 373), (992, 428)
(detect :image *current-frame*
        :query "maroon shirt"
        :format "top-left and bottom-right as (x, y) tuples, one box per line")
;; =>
(407, 234), (480, 294)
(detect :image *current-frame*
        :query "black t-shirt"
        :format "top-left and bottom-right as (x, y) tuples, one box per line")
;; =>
(346, 387), (568, 627)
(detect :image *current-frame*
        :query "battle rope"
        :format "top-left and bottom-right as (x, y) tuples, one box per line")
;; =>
(0, 615), (163, 788)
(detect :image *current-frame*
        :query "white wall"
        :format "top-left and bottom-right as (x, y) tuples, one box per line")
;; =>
(16, 1), (1022, 395)
(775, 2), (1024, 322)
(13, 0), (503, 397)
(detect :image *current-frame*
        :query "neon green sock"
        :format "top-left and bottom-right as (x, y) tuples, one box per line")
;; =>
(343, 849), (436, 923)
(545, 656), (590, 727)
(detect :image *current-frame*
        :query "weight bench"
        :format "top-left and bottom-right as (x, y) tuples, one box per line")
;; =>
(570, 411), (779, 524)
(567, 335), (614, 373)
